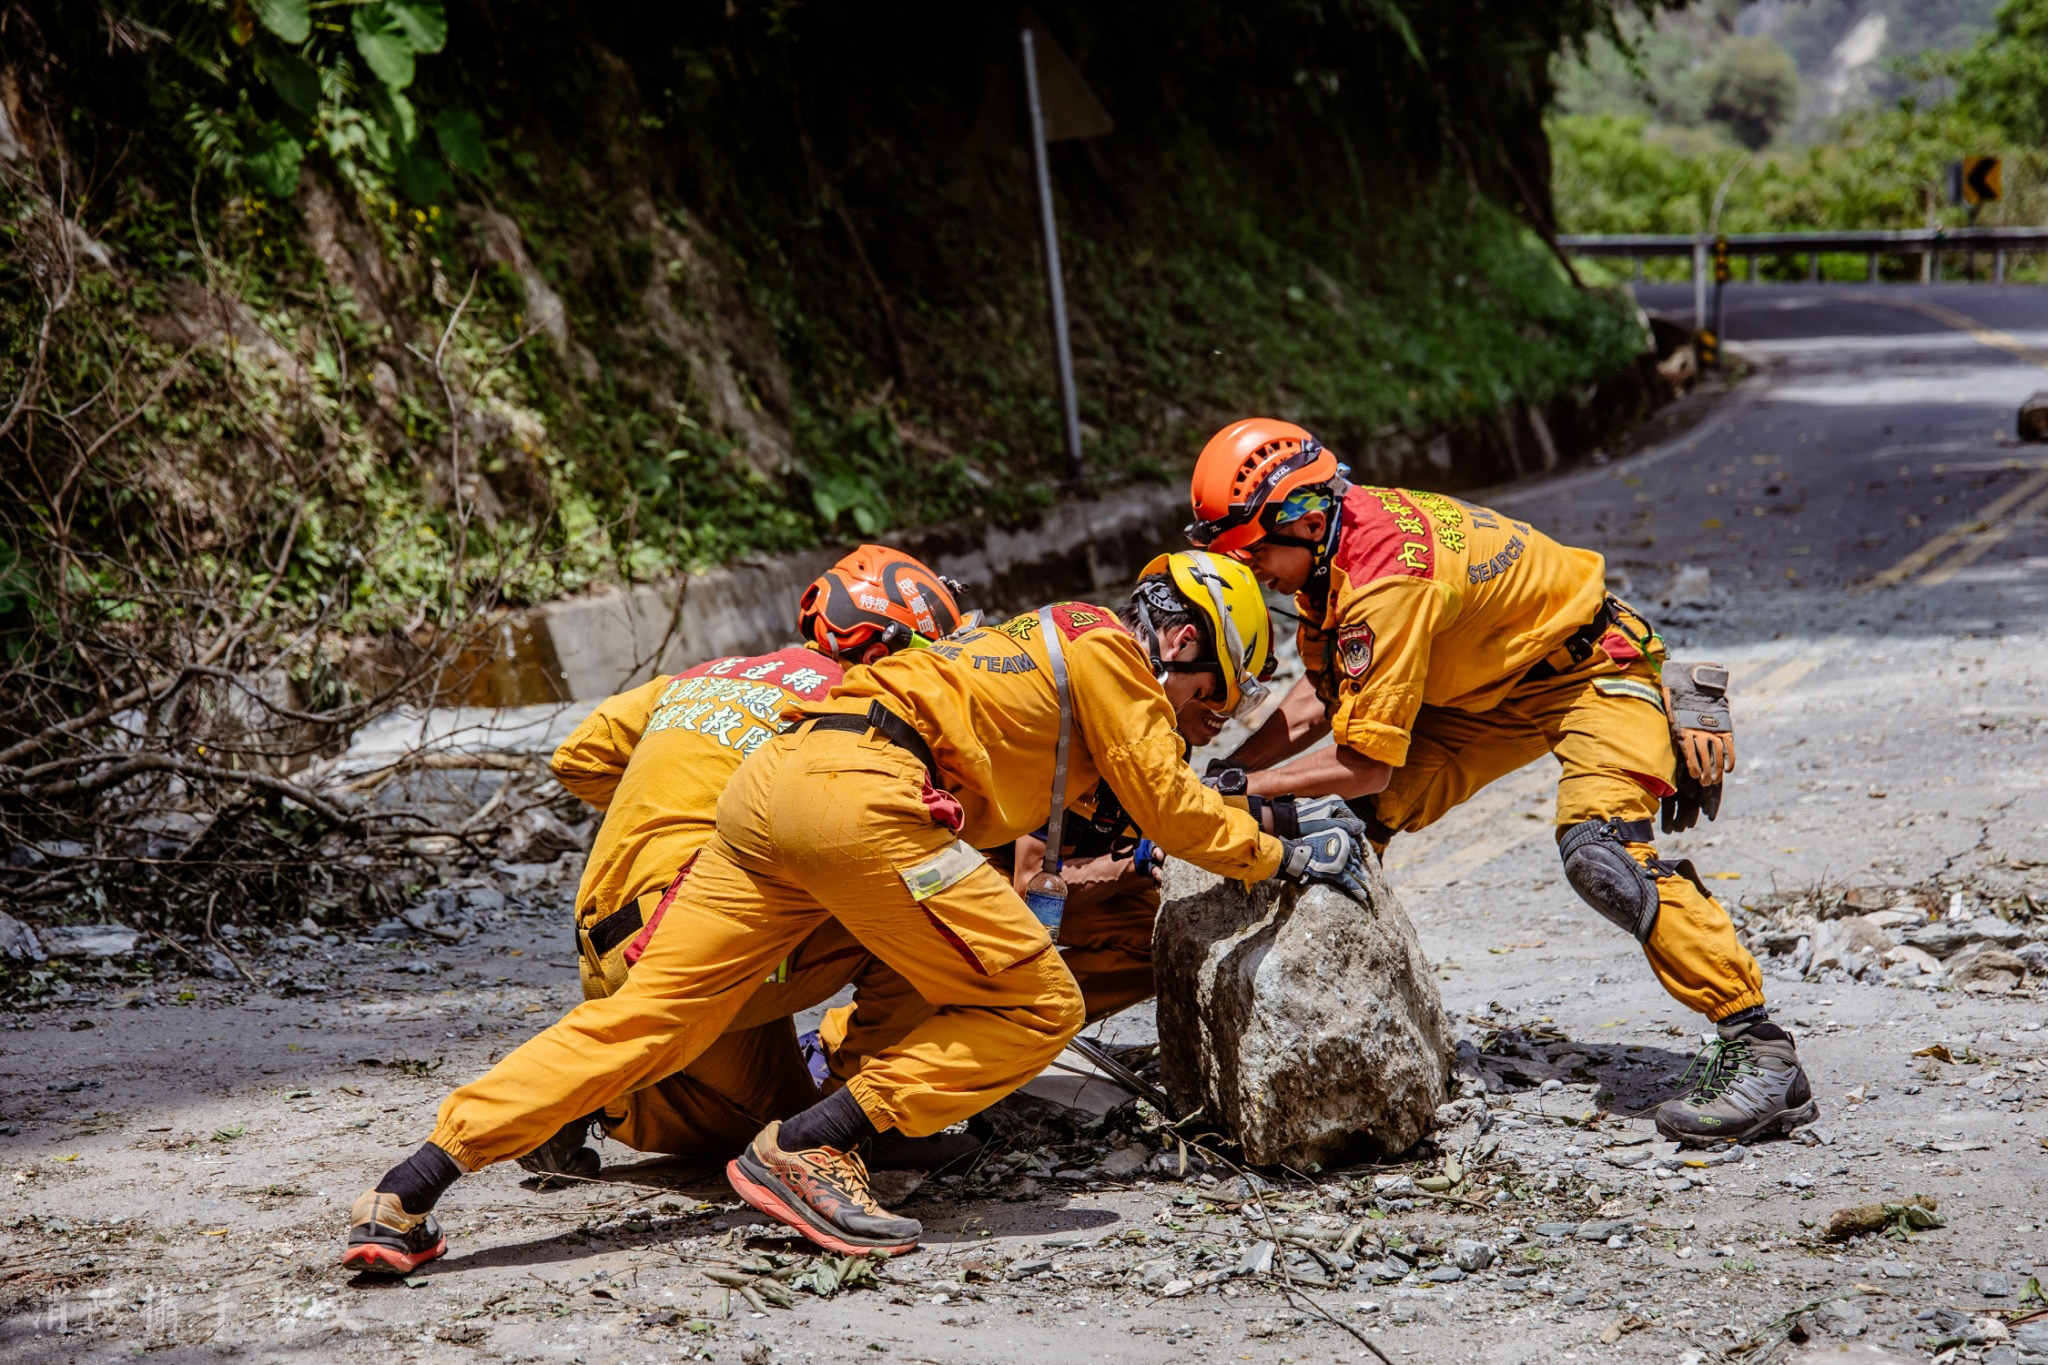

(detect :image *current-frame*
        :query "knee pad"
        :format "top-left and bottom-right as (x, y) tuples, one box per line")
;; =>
(1558, 817), (1661, 944)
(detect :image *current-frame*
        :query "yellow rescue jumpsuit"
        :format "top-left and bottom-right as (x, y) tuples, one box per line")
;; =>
(1299, 484), (1763, 1021)
(427, 606), (1283, 1170)
(550, 646), (911, 1158)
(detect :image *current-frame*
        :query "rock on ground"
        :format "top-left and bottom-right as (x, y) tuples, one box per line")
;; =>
(1152, 859), (1452, 1168)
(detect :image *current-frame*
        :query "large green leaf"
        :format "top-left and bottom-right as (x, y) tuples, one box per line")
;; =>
(364, 81), (418, 147)
(259, 49), (321, 115)
(394, 141), (453, 204)
(386, 0), (448, 55)
(352, 5), (416, 90)
(432, 107), (487, 176)
(252, 0), (310, 45)
(245, 122), (306, 197)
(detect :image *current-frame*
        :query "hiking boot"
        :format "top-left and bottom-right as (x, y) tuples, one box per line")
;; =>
(515, 1114), (602, 1187)
(340, 1191), (446, 1275)
(1655, 1020), (1818, 1146)
(726, 1120), (921, 1256)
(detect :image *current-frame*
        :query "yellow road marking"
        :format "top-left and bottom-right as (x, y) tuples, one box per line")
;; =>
(1865, 465), (2048, 589)
(1850, 293), (2048, 372)
(1918, 481), (2048, 586)
(1840, 293), (2048, 590)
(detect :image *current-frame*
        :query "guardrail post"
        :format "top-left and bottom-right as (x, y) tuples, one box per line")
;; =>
(1995, 249), (2007, 283)
(1692, 237), (1707, 331)
(1808, 252), (1820, 283)
(1867, 253), (1879, 281)
(1747, 254), (1757, 282)
(1931, 249), (1942, 284)
(1632, 257), (1643, 285)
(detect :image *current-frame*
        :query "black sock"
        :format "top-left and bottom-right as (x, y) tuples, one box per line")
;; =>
(1717, 1004), (1771, 1030)
(374, 1142), (464, 1215)
(777, 1085), (879, 1153)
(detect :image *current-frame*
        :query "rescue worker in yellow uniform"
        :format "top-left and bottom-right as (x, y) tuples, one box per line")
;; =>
(342, 555), (1373, 1268)
(507, 547), (972, 1185)
(825, 553), (1294, 1058)
(1185, 418), (1818, 1150)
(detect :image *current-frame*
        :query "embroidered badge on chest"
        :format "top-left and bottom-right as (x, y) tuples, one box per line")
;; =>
(1337, 622), (1375, 678)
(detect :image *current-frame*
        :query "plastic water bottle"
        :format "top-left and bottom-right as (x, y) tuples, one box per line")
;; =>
(1022, 868), (1066, 938)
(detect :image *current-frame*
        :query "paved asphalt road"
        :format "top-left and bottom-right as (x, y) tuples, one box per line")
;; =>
(4, 283), (2045, 1364)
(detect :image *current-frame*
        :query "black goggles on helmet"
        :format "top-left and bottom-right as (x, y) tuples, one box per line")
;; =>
(1183, 440), (1326, 547)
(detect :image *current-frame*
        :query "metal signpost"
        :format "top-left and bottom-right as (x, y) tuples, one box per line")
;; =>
(1021, 27), (1085, 486)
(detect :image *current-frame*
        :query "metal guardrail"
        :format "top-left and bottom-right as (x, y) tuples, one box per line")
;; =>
(1559, 226), (2048, 254)
(1559, 227), (2047, 339)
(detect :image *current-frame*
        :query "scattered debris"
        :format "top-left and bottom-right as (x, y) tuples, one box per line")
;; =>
(1823, 1195), (1940, 1242)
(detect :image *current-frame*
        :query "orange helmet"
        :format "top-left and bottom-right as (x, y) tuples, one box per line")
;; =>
(798, 545), (965, 658)
(1184, 417), (1338, 556)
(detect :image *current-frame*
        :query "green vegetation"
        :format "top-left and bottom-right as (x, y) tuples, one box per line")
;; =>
(1551, 0), (2048, 282)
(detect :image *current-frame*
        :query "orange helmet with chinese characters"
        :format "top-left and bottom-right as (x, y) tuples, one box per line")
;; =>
(798, 545), (965, 659)
(1185, 417), (1338, 557)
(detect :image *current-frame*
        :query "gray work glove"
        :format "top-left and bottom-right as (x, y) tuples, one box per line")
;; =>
(1278, 828), (1375, 910)
(1269, 793), (1369, 848)
(1661, 663), (1734, 835)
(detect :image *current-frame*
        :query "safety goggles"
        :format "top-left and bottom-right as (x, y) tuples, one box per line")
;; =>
(1182, 441), (1326, 550)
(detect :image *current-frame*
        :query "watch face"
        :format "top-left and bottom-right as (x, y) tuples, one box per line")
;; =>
(1217, 768), (1248, 796)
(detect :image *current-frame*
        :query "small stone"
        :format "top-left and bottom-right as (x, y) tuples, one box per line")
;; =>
(1977, 1273), (2012, 1298)
(1236, 1241), (1275, 1276)
(1139, 1258), (1179, 1290)
(1007, 1258), (1053, 1279)
(1053, 1168), (1090, 1182)
(1814, 1299), (1868, 1337)
(1575, 1220), (1624, 1242)
(1098, 1146), (1149, 1179)
(1160, 1279), (1193, 1297)
(1533, 1222), (1577, 1239)
(1561, 1288), (1589, 1306)
(1450, 1239), (1495, 1272)
(1372, 1174), (1416, 1195)
(1423, 1265), (1465, 1283)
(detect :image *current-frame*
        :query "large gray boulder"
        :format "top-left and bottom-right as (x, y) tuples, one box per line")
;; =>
(1152, 858), (1453, 1169)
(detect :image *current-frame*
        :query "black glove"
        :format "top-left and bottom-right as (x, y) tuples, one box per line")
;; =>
(1660, 769), (1723, 834)
(1278, 828), (1375, 909)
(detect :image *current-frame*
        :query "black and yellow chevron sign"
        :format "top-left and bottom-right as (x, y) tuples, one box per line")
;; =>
(1949, 156), (2001, 207)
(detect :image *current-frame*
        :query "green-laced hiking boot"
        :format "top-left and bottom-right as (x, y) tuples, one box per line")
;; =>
(1655, 1019), (1818, 1147)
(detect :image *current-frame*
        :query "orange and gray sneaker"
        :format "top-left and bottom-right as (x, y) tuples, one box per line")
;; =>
(726, 1120), (921, 1256)
(340, 1191), (447, 1275)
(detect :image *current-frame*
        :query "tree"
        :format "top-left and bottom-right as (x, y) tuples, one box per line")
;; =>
(1702, 35), (1801, 148)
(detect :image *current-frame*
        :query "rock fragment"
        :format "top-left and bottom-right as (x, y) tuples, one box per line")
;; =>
(2020, 391), (2048, 442)
(1153, 863), (1452, 1168)
(1943, 943), (2029, 994)
(38, 924), (140, 959)
(0, 910), (45, 962)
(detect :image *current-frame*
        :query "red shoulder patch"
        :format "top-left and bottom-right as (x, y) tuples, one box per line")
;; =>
(1047, 602), (1127, 641)
(1332, 485), (1436, 583)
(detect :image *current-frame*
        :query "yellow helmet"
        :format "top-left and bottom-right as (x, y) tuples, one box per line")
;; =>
(1137, 550), (1276, 719)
